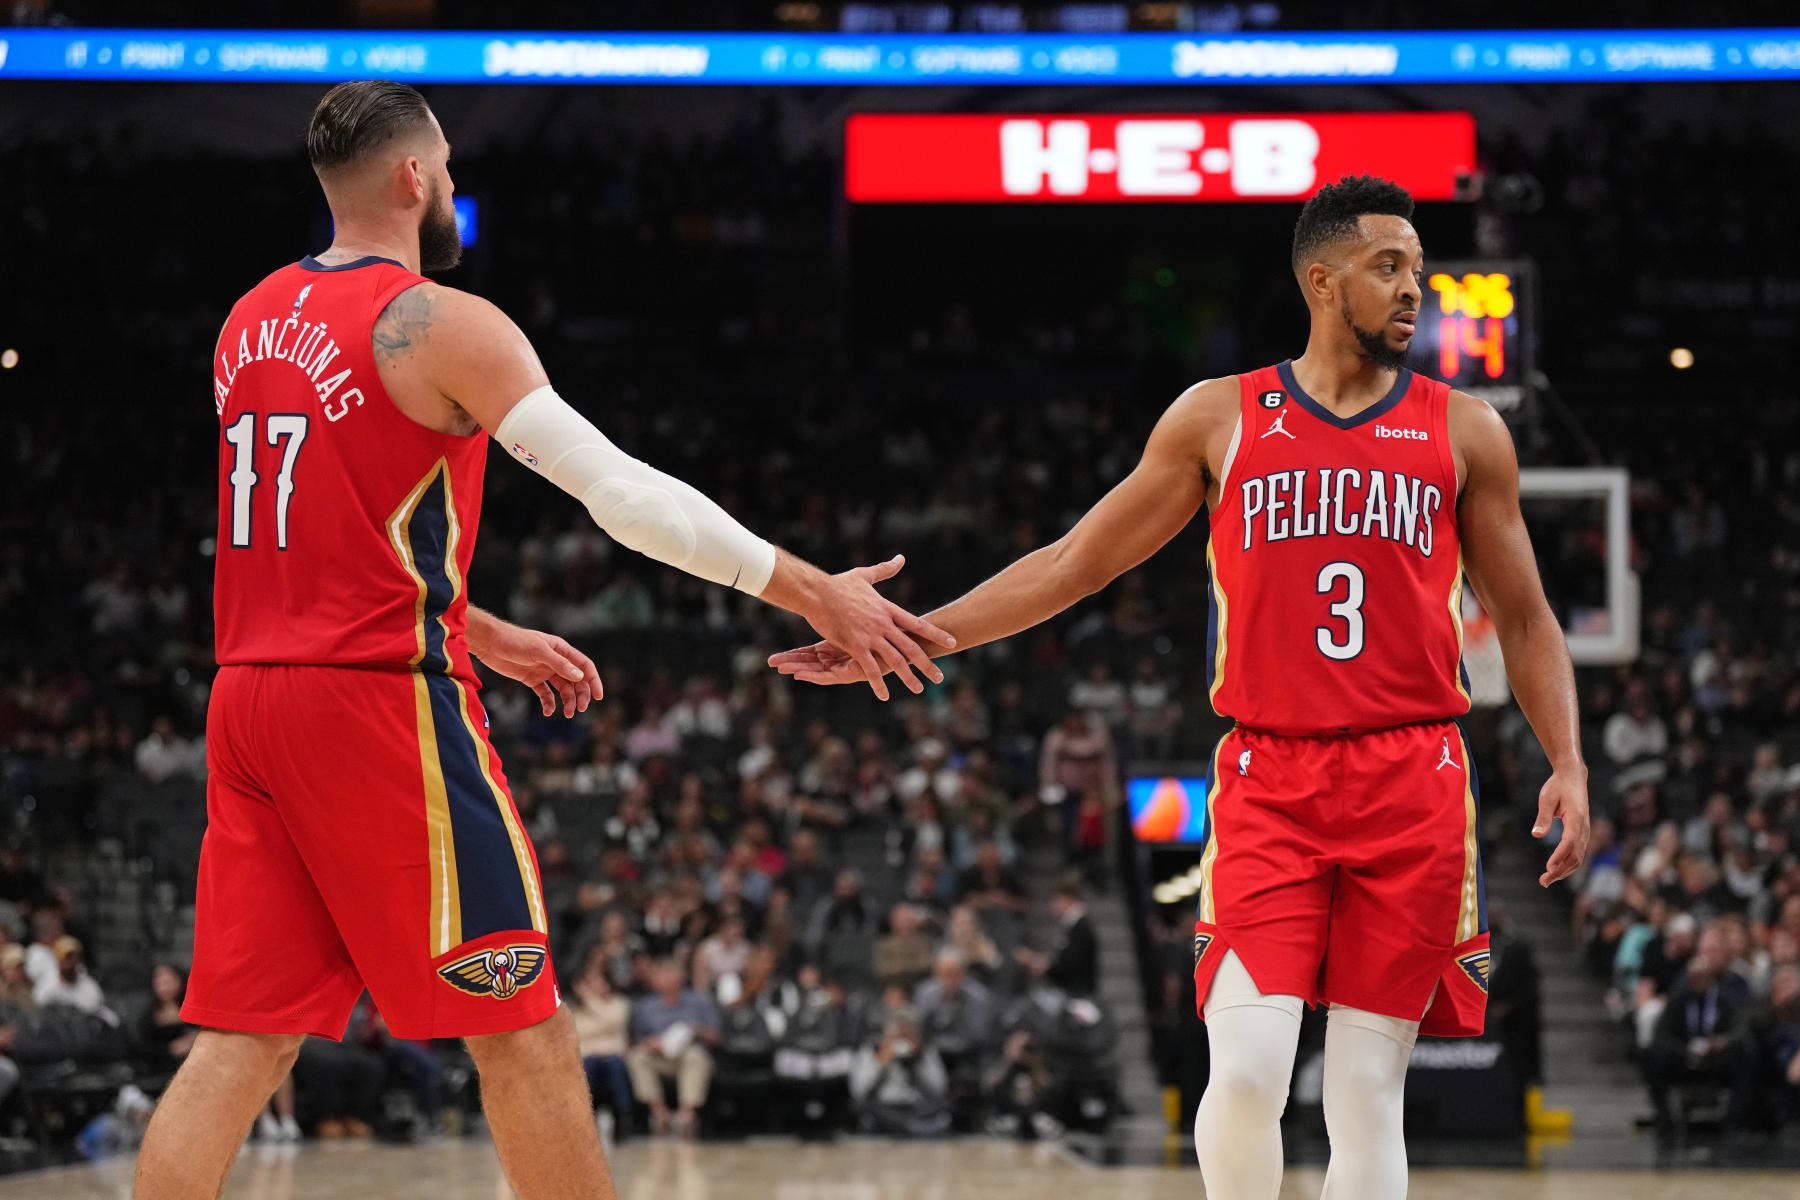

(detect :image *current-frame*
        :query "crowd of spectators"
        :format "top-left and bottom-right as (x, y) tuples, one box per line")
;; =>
(0, 121), (1169, 1153)
(2, 76), (1799, 1159)
(1564, 446), (1800, 1139)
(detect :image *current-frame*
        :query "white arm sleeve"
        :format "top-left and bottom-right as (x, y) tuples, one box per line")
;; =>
(493, 385), (777, 596)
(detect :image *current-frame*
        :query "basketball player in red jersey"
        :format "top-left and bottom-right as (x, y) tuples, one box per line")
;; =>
(135, 81), (951, 1200)
(772, 176), (1591, 1198)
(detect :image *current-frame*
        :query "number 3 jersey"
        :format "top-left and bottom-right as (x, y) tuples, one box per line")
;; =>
(211, 256), (489, 681)
(1205, 361), (1470, 735)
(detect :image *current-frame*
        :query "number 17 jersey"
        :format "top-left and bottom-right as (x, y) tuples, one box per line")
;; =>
(1204, 361), (1470, 735)
(211, 256), (489, 681)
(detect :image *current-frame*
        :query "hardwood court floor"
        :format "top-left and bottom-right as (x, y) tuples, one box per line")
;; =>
(6, 1136), (1797, 1200)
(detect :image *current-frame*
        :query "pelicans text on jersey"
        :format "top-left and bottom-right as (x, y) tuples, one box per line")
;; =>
(1192, 362), (1488, 1038)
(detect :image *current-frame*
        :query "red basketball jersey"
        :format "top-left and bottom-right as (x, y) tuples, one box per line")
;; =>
(211, 256), (487, 681)
(1205, 361), (1470, 734)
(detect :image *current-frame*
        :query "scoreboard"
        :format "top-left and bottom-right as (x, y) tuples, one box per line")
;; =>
(1413, 260), (1535, 411)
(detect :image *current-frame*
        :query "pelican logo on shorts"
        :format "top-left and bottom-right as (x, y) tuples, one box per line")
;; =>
(1258, 389), (1286, 409)
(438, 944), (549, 1000)
(1456, 949), (1491, 994)
(1193, 931), (1213, 966)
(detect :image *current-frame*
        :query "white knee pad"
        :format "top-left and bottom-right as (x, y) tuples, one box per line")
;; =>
(1319, 1007), (1416, 1200)
(1196, 952), (1304, 1130)
(1194, 952), (1303, 1198)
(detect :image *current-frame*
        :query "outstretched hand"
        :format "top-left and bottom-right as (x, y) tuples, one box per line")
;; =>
(468, 616), (601, 719)
(1533, 767), (1591, 887)
(767, 640), (863, 686)
(793, 555), (955, 701)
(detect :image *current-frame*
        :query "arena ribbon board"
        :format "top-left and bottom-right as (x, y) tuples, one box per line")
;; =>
(2, 29), (1799, 84)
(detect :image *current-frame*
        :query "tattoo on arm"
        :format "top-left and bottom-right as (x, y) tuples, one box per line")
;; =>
(372, 284), (437, 367)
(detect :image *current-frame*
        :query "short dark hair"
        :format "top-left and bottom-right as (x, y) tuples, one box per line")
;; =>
(306, 80), (434, 173)
(1290, 175), (1415, 271)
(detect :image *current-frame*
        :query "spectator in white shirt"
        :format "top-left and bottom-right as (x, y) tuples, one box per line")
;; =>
(135, 716), (204, 784)
(34, 936), (115, 1023)
(1602, 683), (1667, 770)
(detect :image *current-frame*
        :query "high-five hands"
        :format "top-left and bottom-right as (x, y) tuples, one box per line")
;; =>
(767, 640), (864, 687)
(790, 555), (954, 701)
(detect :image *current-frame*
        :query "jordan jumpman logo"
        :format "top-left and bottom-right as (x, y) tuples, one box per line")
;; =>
(1261, 411), (1296, 440)
(1435, 736), (1462, 772)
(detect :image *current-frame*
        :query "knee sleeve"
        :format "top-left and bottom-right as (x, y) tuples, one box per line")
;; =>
(1322, 1005), (1416, 1115)
(1197, 952), (1303, 1126)
(1319, 1006), (1416, 1200)
(1194, 953), (1302, 1200)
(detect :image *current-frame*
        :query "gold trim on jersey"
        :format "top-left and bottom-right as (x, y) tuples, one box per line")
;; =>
(414, 673), (463, 956)
(386, 460), (447, 668)
(388, 459), (464, 956)
(1206, 541), (1230, 706)
(430, 467), (543, 936)
(1455, 734), (1481, 944)
(1195, 734), (1231, 925)
(1448, 550), (1472, 706)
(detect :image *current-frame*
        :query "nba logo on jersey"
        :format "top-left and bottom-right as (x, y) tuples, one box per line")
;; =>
(292, 284), (312, 311)
(1456, 949), (1491, 993)
(1258, 390), (1286, 408)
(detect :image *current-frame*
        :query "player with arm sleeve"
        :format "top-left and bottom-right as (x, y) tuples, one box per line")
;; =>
(139, 81), (947, 1200)
(772, 176), (1589, 1200)
(369, 278), (952, 704)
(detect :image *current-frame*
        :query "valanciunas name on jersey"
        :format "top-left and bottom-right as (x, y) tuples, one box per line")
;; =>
(1237, 467), (1445, 558)
(213, 314), (365, 423)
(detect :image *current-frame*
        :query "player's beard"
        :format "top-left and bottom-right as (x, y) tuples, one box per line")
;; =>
(419, 179), (462, 273)
(1342, 293), (1409, 371)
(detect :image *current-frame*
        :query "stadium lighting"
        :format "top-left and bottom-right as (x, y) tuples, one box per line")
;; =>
(1670, 347), (1694, 369)
(0, 348), (16, 369)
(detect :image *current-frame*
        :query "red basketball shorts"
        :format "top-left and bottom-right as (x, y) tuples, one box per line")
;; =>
(1190, 720), (1489, 1037)
(184, 664), (558, 1041)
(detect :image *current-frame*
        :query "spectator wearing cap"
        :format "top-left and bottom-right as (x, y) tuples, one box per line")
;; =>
(34, 935), (113, 1019)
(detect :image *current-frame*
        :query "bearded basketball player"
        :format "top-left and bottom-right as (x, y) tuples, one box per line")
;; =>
(771, 175), (1591, 1198)
(135, 80), (951, 1200)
